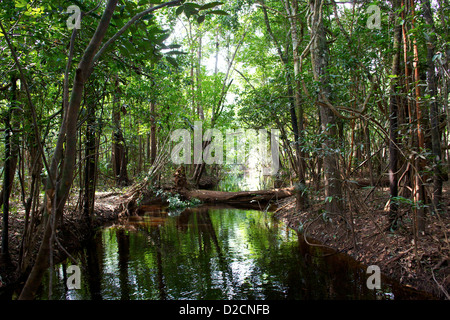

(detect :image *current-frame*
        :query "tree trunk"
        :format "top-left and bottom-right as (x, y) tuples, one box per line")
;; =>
(1, 76), (18, 263)
(182, 186), (295, 204)
(422, 0), (444, 214)
(309, 0), (343, 214)
(197, 34), (204, 120)
(112, 77), (130, 186)
(82, 99), (97, 227)
(150, 101), (157, 165)
(284, 0), (308, 209)
(388, 0), (402, 229)
(18, 0), (119, 300)
(411, 0), (427, 233)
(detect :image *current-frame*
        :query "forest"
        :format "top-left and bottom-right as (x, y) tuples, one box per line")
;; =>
(0, 0), (449, 301)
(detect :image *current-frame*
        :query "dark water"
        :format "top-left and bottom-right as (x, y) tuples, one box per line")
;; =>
(37, 206), (430, 300)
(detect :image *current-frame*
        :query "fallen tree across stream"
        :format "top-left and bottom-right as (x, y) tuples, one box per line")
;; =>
(179, 187), (295, 204)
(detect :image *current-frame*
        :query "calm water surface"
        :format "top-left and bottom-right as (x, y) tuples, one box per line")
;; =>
(38, 206), (428, 300)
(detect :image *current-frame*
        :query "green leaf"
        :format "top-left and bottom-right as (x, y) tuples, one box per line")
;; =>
(166, 56), (179, 68)
(142, 14), (154, 20)
(154, 33), (171, 44)
(183, 3), (199, 18)
(123, 41), (136, 54)
(197, 15), (205, 24)
(183, 2), (201, 9)
(175, 5), (184, 16)
(199, 2), (223, 11)
(118, 44), (130, 56)
(166, 50), (187, 55)
(15, 0), (27, 8)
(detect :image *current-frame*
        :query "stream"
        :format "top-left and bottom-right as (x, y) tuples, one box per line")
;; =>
(37, 205), (429, 300)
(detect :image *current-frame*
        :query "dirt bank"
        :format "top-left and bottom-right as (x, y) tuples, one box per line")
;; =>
(273, 189), (450, 300)
(0, 192), (125, 296)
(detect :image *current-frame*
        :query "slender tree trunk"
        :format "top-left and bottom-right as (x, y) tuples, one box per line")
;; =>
(82, 99), (97, 227)
(363, 120), (375, 185)
(261, 0), (305, 210)
(422, 0), (444, 214)
(1, 76), (17, 263)
(112, 77), (130, 186)
(197, 34), (204, 120)
(411, 0), (427, 233)
(150, 101), (157, 165)
(310, 0), (343, 214)
(284, 0), (308, 209)
(388, 0), (402, 229)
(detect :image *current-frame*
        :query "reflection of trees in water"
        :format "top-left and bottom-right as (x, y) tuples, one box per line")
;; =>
(128, 211), (167, 300)
(117, 229), (130, 300)
(295, 235), (378, 299)
(171, 207), (237, 298)
(40, 207), (420, 300)
(85, 234), (103, 300)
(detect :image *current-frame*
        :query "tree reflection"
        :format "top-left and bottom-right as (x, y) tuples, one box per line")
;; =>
(38, 206), (429, 300)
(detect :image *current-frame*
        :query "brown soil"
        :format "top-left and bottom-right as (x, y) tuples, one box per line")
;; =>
(0, 192), (126, 291)
(273, 183), (450, 300)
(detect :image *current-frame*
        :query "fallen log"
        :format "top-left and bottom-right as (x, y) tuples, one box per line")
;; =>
(180, 187), (295, 204)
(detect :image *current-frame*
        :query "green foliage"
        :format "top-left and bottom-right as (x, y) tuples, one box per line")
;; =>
(167, 193), (202, 213)
(175, 1), (227, 21)
(1, 0), (449, 225)
(391, 196), (429, 211)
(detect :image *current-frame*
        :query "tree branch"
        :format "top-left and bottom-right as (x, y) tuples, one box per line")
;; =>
(93, 0), (182, 63)
(315, 79), (376, 120)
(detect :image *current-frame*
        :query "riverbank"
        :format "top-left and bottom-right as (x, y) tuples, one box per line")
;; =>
(273, 187), (450, 300)
(0, 192), (125, 297)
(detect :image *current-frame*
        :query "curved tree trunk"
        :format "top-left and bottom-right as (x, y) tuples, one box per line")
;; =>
(18, 0), (119, 300)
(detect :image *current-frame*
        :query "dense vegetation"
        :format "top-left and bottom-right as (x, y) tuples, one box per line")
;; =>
(0, 0), (449, 299)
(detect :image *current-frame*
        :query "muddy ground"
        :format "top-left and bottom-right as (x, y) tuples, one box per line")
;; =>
(0, 191), (126, 293)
